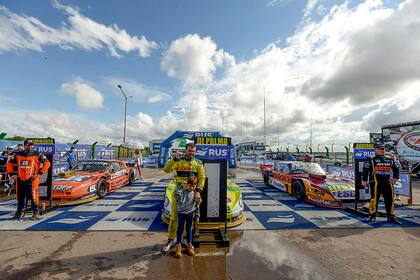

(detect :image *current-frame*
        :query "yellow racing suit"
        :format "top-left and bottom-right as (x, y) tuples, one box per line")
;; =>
(163, 156), (205, 240)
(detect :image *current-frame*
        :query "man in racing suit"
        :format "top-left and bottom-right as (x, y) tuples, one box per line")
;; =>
(362, 144), (400, 224)
(162, 143), (205, 253)
(7, 139), (51, 220)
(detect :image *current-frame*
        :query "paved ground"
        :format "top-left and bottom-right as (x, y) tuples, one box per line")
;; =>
(0, 168), (419, 280)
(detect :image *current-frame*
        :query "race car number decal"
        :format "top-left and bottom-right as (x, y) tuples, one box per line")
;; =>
(88, 184), (96, 193)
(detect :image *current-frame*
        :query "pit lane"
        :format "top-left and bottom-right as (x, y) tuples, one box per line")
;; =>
(1, 168), (420, 280)
(0, 169), (419, 231)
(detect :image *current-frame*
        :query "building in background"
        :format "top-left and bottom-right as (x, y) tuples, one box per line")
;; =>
(237, 141), (266, 156)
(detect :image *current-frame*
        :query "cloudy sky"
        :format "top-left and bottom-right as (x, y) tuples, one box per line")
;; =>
(0, 0), (419, 149)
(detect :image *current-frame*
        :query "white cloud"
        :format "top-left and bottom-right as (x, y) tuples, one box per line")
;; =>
(60, 78), (104, 110)
(2, 0), (418, 149)
(0, 1), (158, 57)
(161, 34), (234, 89)
(299, 0), (420, 105)
(265, 0), (289, 8)
(105, 77), (172, 103)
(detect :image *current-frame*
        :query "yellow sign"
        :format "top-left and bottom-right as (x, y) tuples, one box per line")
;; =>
(354, 143), (375, 149)
(26, 138), (55, 144)
(195, 137), (231, 146)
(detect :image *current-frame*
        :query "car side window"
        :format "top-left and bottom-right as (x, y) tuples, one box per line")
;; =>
(278, 163), (289, 172)
(111, 162), (120, 172)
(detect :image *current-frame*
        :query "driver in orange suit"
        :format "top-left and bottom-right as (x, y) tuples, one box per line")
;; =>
(7, 139), (50, 220)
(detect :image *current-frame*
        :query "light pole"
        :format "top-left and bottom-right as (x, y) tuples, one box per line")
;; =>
(117, 84), (128, 144)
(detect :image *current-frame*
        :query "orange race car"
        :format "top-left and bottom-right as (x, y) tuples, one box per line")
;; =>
(52, 159), (135, 205)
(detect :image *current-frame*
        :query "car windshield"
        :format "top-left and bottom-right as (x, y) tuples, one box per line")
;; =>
(74, 161), (109, 172)
(290, 162), (326, 175)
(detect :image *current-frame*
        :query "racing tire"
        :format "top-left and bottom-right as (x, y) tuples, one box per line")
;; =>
(129, 171), (135, 185)
(97, 179), (108, 198)
(263, 173), (270, 186)
(292, 181), (306, 200)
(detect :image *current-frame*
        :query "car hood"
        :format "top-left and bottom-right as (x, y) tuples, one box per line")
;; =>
(315, 176), (355, 200)
(54, 172), (99, 185)
(165, 179), (241, 210)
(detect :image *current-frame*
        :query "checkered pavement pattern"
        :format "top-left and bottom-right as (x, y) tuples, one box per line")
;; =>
(0, 179), (419, 231)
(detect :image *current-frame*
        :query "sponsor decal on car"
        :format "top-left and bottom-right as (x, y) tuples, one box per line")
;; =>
(306, 184), (336, 201)
(53, 185), (73, 191)
(111, 169), (127, 179)
(326, 184), (353, 191)
(270, 177), (287, 191)
(306, 196), (339, 207)
(55, 174), (93, 182)
(331, 190), (355, 199)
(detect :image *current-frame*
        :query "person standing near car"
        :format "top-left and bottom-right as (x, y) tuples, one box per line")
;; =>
(133, 148), (144, 180)
(7, 139), (51, 220)
(161, 143), (205, 253)
(362, 143), (400, 224)
(64, 146), (78, 170)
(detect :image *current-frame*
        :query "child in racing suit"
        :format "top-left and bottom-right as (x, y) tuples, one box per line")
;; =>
(174, 175), (201, 258)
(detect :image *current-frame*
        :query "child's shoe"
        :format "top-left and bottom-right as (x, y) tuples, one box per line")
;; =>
(175, 243), (182, 258)
(187, 243), (195, 256)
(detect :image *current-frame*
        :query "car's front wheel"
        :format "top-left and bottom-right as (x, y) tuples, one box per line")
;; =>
(96, 179), (108, 198)
(292, 180), (306, 200)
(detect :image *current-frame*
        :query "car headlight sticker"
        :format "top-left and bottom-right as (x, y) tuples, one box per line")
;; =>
(239, 198), (244, 208)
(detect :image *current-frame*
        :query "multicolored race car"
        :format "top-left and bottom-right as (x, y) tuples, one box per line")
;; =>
(260, 161), (358, 208)
(52, 159), (135, 205)
(161, 179), (245, 229)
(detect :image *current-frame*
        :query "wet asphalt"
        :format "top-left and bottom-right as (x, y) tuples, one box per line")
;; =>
(0, 168), (419, 279)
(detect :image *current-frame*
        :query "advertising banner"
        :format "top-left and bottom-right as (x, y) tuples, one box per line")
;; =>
(327, 165), (355, 179)
(152, 143), (161, 152)
(353, 143), (375, 203)
(0, 140), (22, 151)
(382, 124), (420, 164)
(142, 156), (158, 166)
(394, 172), (411, 197)
(94, 146), (116, 159)
(240, 156), (255, 166)
(195, 145), (231, 161)
(195, 136), (231, 146)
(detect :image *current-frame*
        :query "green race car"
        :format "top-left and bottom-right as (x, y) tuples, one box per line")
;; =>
(161, 179), (245, 229)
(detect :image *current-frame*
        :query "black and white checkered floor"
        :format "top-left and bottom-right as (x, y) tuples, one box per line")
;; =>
(0, 179), (419, 231)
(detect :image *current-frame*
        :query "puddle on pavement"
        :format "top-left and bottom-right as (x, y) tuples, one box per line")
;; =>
(144, 230), (333, 280)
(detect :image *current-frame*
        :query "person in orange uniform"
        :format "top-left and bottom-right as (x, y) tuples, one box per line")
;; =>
(7, 139), (51, 220)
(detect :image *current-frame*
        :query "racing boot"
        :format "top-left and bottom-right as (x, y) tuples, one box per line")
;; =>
(12, 211), (25, 220)
(30, 211), (40, 221)
(387, 215), (401, 225)
(161, 239), (174, 254)
(186, 243), (195, 256)
(368, 214), (376, 223)
(174, 243), (182, 258)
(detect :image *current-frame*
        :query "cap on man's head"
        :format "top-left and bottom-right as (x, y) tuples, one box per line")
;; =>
(6, 146), (13, 150)
(24, 139), (34, 146)
(374, 143), (385, 149)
